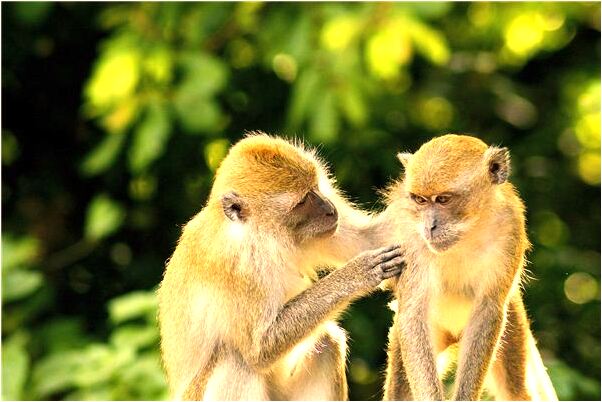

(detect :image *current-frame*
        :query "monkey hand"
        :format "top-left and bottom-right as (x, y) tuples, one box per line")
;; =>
(342, 244), (405, 293)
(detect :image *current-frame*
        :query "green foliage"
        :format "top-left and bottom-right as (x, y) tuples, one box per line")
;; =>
(2, 2), (600, 400)
(84, 195), (126, 241)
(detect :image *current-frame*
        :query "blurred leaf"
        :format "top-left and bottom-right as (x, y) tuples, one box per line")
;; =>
(1, 333), (29, 400)
(398, 2), (452, 19)
(144, 46), (174, 85)
(80, 132), (126, 177)
(101, 98), (140, 135)
(287, 67), (321, 129)
(118, 352), (168, 400)
(408, 19), (450, 65)
(310, 91), (339, 143)
(13, 2), (52, 26)
(84, 36), (141, 113)
(128, 101), (172, 173)
(203, 138), (230, 171)
(84, 194), (126, 241)
(110, 324), (159, 351)
(1, 235), (38, 272)
(548, 359), (601, 400)
(65, 386), (113, 401)
(108, 291), (157, 324)
(2, 130), (20, 165)
(338, 85), (368, 127)
(35, 318), (90, 354)
(174, 54), (228, 134)
(2, 269), (43, 303)
(32, 344), (134, 398)
(179, 52), (228, 95)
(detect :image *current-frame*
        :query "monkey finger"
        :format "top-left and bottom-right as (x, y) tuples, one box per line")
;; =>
(380, 257), (405, 272)
(375, 244), (402, 255)
(376, 249), (404, 264)
(381, 266), (403, 279)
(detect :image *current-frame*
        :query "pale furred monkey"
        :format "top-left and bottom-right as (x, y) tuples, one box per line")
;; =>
(379, 134), (557, 401)
(158, 132), (403, 400)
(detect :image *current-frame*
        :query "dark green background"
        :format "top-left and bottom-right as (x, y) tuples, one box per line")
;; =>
(2, 2), (600, 400)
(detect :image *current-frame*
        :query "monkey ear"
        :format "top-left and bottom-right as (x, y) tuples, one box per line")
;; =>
(485, 146), (511, 184)
(222, 192), (248, 222)
(397, 152), (413, 168)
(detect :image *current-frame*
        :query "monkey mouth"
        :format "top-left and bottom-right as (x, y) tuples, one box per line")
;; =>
(427, 236), (458, 253)
(317, 221), (338, 237)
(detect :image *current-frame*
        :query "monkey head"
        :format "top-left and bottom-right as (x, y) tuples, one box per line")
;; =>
(398, 134), (510, 253)
(210, 133), (338, 244)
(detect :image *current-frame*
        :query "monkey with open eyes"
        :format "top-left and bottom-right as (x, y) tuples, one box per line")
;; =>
(157, 132), (403, 400)
(379, 134), (557, 400)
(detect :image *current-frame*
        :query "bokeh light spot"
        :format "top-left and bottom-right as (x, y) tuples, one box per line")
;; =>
(577, 152), (601, 185)
(564, 272), (599, 304)
(535, 211), (569, 247)
(418, 96), (454, 130)
(86, 50), (140, 111)
(110, 243), (133, 267)
(272, 53), (298, 82)
(505, 14), (544, 56)
(321, 16), (360, 51)
(204, 139), (230, 172)
(366, 22), (412, 80)
(350, 358), (376, 385)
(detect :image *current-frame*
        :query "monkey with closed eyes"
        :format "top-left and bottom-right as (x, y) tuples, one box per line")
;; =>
(158, 132), (403, 400)
(379, 134), (557, 401)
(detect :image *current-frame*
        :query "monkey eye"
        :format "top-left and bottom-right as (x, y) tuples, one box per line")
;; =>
(410, 193), (428, 205)
(435, 194), (452, 205)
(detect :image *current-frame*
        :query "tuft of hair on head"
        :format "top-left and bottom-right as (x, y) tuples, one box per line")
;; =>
(396, 152), (413, 169)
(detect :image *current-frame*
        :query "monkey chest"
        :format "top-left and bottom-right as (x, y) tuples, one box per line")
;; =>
(429, 291), (474, 338)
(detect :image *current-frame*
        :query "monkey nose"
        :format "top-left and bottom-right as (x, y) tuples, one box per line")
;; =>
(425, 221), (437, 240)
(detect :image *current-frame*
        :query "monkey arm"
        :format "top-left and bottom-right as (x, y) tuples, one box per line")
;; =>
(397, 293), (444, 400)
(245, 268), (361, 369)
(395, 267), (444, 401)
(453, 296), (506, 400)
(245, 246), (403, 369)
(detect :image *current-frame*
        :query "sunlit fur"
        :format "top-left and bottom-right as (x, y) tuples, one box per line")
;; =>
(158, 132), (379, 400)
(381, 134), (557, 400)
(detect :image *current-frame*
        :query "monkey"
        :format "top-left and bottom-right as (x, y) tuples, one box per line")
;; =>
(157, 132), (404, 401)
(379, 134), (558, 401)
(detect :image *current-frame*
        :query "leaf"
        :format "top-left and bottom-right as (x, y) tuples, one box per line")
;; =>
(1, 334), (29, 400)
(80, 132), (126, 177)
(174, 92), (224, 134)
(338, 85), (368, 127)
(115, 352), (168, 400)
(203, 139), (230, 171)
(174, 54), (228, 133)
(35, 318), (90, 354)
(310, 91), (339, 144)
(2, 269), (43, 303)
(84, 35), (141, 113)
(31, 344), (134, 398)
(179, 52), (228, 95)
(108, 291), (158, 324)
(13, 2), (53, 27)
(287, 67), (321, 129)
(110, 324), (159, 351)
(1, 235), (38, 272)
(84, 194), (126, 241)
(128, 101), (172, 173)
(408, 19), (450, 66)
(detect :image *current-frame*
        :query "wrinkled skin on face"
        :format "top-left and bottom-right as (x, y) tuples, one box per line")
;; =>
(285, 189), (338, 243)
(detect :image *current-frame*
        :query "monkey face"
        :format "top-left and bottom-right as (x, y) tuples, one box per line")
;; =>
(286, 189), (339, 243)
(408, 192), (468, 253)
